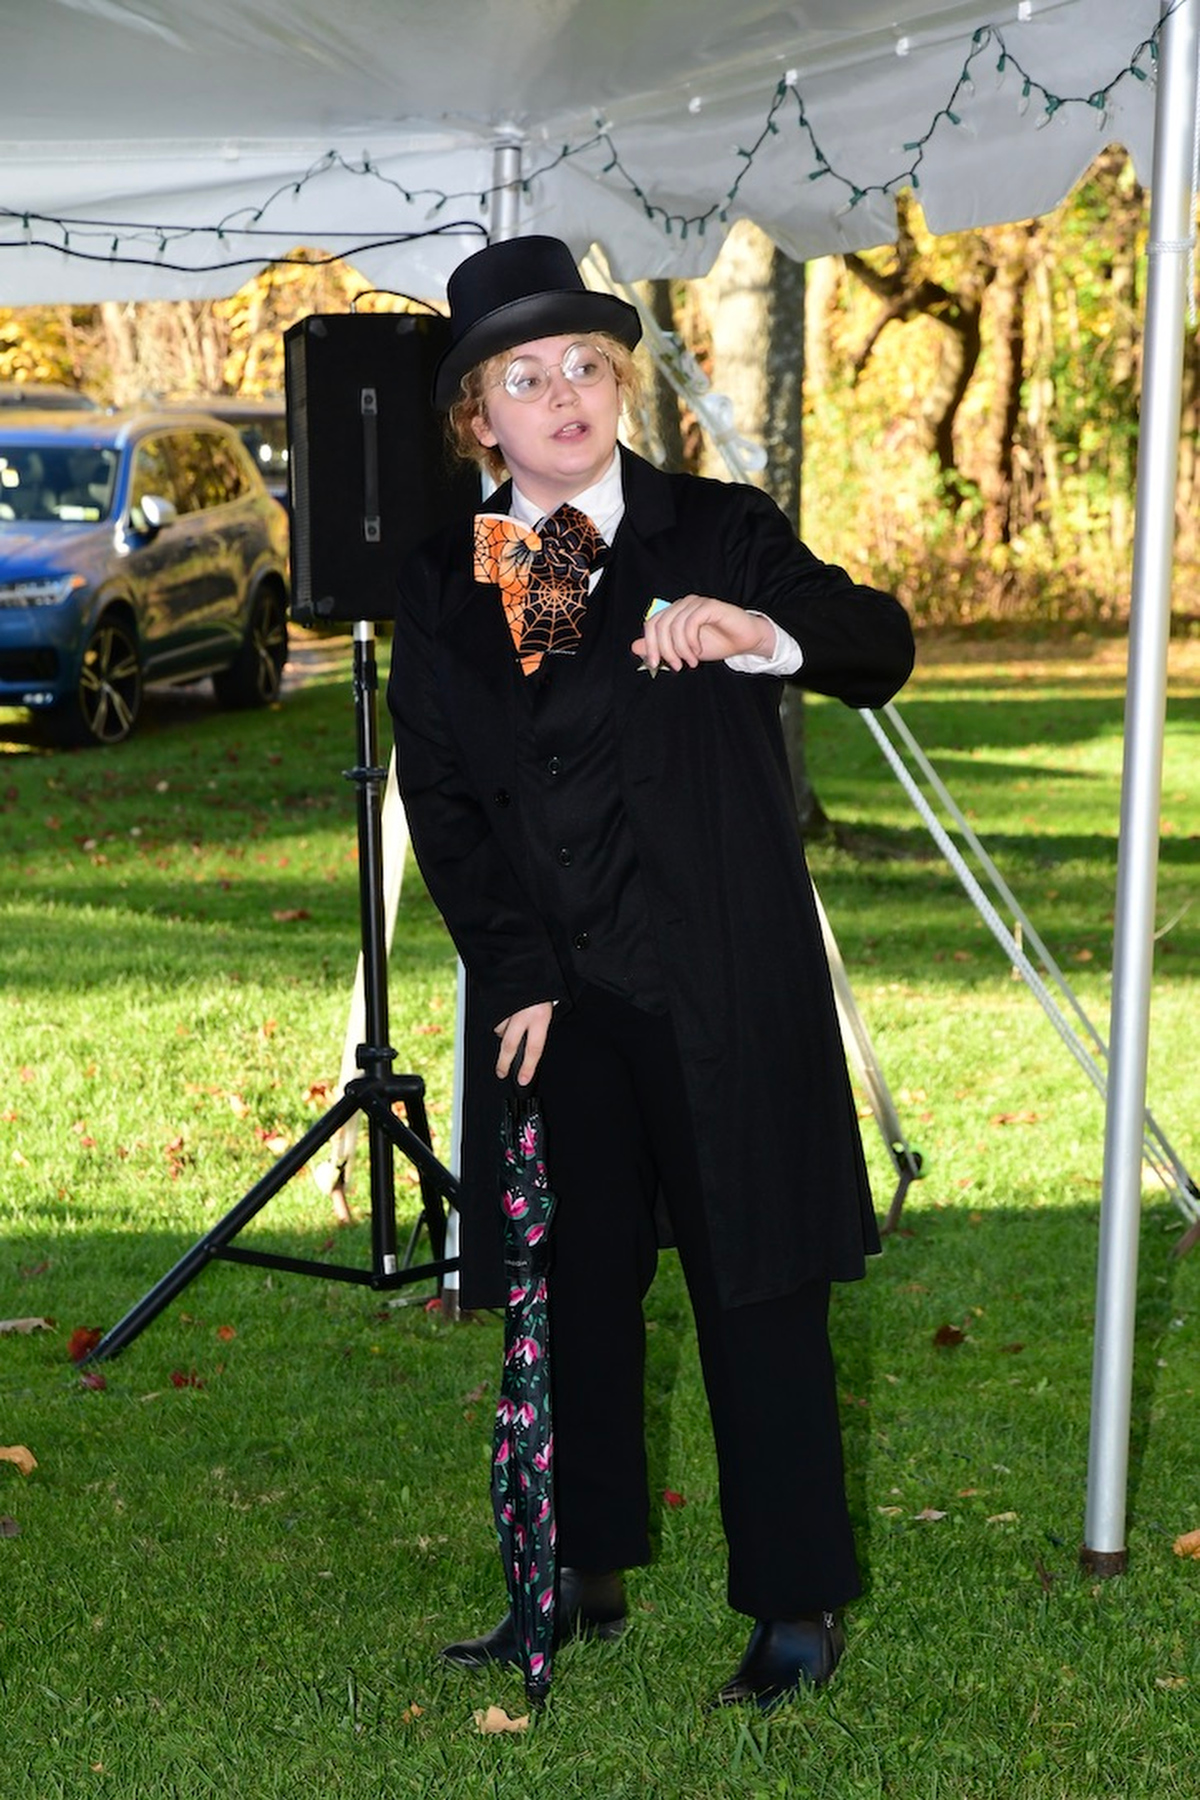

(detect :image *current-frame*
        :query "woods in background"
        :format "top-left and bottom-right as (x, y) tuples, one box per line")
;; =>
(3, 148), (1195, 632)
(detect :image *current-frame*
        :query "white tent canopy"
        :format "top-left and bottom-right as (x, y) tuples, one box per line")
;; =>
(0, 0), (1170, 303)
(2, 0), (1196, 1577)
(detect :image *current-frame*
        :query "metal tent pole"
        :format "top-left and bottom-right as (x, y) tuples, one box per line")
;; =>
(1082, 0), (1199, 1575)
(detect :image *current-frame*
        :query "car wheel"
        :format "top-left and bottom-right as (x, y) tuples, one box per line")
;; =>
(212, 584), (288, 709)
(53, 613), (144, 746)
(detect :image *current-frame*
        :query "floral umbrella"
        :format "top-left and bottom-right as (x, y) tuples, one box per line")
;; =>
(492, 1086), (558, 1706)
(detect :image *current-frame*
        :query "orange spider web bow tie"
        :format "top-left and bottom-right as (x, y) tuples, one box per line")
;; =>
(474, 504), (608, 675)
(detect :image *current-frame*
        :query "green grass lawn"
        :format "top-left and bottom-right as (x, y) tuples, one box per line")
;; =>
(1, 628), (1197, 1799)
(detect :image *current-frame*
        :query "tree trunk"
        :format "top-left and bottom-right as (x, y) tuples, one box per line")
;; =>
(631, 278), (686, 471)
(699, 222), (828, 836)
(977, 224), (1036, 551)
(844, 194), (993, 501)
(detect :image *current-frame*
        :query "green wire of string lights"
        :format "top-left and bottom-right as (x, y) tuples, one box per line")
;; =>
(0, 6), (1180, 274)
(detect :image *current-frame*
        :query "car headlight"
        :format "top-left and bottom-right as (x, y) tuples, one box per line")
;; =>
(0, 574), (86, 608)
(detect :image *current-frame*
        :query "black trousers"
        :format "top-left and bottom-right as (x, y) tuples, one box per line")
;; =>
(526, 983), (862, 1619)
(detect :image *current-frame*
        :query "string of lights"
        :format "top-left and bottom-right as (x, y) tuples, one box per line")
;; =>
(0, 7), (1182, 276)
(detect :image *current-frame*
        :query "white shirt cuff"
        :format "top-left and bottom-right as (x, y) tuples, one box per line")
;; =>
(725, 612), (804, 676)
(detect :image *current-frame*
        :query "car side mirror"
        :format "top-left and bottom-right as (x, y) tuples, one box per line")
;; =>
(138, 492), (178, 534)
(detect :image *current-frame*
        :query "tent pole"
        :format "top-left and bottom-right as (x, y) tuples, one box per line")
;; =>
(1082, 0), (1199, 1575)
(491, 133), (524, 242)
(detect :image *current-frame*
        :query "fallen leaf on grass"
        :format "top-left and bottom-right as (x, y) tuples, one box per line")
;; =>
(1172, 1528), (1200, 1559)
(1155, 1676), (1188, 1690)
(474, 1705), (530, 1734)
(79, 1370), (107, 1392)
(169, 1370), (204, 1389)
(271, 908), (311, 923)
(216, 1325), (237, 1343)
(662, 1488), (686, 1508)
(0, 1444), (38, 1476)
(0, 1515), (20, 1536)
(986, 1512), (1020, 1524)
(67, 1327), (103, 1363)
(912, 1508), (948, 1523)
(0, 1317), (54, 1335)
(933, 1323), (966, 1347)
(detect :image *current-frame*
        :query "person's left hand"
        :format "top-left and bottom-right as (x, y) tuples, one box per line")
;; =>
(631, 595), (774, 673)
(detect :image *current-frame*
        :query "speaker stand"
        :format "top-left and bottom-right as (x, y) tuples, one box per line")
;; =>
(86, 620), (459, 1362)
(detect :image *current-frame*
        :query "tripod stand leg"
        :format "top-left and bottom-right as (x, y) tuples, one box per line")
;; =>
(85, 1088), (364, 1362)
(87, 623), (460, 1362)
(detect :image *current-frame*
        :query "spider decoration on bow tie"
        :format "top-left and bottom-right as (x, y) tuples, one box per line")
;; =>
(474, 508), (606, 675)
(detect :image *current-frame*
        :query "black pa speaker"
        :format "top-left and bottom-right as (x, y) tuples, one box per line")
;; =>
(284, 311), (477, 624)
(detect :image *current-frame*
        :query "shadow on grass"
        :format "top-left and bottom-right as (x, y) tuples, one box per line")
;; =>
(835, 1196), (1192, 1592)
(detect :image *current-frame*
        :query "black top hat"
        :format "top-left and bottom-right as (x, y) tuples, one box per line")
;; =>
(432, 235), (642, 411)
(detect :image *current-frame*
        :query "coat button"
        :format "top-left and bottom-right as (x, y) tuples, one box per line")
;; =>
(493, 788), (511, 806)
(546, 756), (562, 776)
(557, 846), (574, 867)
(572, 930), (590, 951)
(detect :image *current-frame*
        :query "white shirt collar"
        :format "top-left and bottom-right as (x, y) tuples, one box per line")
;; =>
(509, 449), (624, 545)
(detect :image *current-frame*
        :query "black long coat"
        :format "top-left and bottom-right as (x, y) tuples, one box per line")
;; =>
(387, 447), (914, 1311)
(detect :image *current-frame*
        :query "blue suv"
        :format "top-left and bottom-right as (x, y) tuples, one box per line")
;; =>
(0, 408), (289, 745)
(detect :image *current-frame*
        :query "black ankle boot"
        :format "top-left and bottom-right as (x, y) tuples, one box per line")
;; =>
(710, 1612), (845, 1710)
(439, 1568), (627, 1670)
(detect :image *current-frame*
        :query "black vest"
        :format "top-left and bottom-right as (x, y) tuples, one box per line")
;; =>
(511, 566), (667, 1013)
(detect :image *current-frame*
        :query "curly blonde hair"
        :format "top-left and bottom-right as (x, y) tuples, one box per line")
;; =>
(445, 332), (642, 482)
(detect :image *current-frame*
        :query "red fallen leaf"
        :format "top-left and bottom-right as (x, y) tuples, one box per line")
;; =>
(169, 1370), (204, 1389)
(662, 1488), (686, 1508)
(79, 1370), (107, 1391)
(999, 1342), (1025, 1355)
(216, 1325), (237, 1342)
(271, 908), (311, 923)
(933, 1323), (966, 1347)
(424, 1297), (444, 1314)
(19, 1066), (36, 1082)
(68, 1326), (103, 1363)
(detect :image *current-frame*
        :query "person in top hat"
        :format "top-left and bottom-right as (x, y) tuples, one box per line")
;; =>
(388, 234), (914, 1710)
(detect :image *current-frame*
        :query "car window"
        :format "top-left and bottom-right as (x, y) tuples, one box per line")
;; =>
(129, 437), (179, 530)
(0, 443), (117, 523)
(167, 430), (252, 514)
(204, 430), (252, 501)
(0, 447), (56, 519)
(163, 432), (220, 516)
